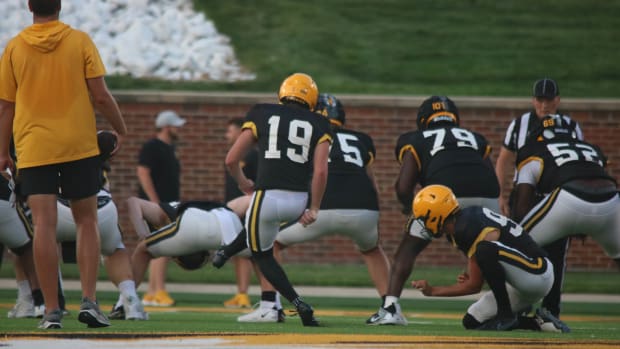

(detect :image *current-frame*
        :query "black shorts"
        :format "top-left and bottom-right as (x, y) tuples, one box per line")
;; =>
(18, 156), (102, 200)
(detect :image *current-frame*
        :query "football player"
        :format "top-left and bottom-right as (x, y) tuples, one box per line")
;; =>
(225, 72), (332, 326)
(512, 115), (620, 323)
(368, 96), (500, 325)
(130, 196), (252, 290)
(1, 172), (38, 319)
(410, 185), (567, 332)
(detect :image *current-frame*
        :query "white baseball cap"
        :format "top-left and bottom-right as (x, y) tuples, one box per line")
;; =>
(155, 110), (186, 128)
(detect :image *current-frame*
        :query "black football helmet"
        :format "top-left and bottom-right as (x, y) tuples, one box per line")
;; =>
(416, 96), (459, 130)
(315, 93), (345, 126)
(172, 250), (209, 271)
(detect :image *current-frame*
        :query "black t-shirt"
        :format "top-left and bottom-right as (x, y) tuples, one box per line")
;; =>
(243, 103), (332, 191)
(395, 125), (499, 198)
(225, 147), (258, 201)
(138, 138), (180, 202)
(321, 127), (379, 210)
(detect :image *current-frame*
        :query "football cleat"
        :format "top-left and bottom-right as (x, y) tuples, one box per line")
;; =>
(367, 303), (408, 326)
(237, 302), (282, 323)
(535, 307), (571, 333)
(109, 304), (126, 320)
(142, 293), (156, 306)
(123, 295), (148, 321)
(153, 290), (175, 307)
(211, 249), (230, 269)
(295, 301), (320, 327)
(7, 298), (35, 318)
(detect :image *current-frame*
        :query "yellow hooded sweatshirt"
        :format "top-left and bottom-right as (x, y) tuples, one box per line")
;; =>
(0, 20), (105, 168)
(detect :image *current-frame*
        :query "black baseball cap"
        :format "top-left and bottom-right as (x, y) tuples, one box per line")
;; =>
(533, 78), (560, 98)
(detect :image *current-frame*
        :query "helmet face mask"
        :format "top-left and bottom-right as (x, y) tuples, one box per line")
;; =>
(315, 93), (345, 126)
(412, 185), (460, 238)
(278, 73), (319, 111)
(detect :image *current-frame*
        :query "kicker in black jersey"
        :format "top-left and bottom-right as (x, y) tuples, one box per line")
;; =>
(242, 103), (332, 191)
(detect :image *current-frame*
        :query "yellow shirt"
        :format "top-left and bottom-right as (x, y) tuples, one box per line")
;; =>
(0, 21), (104, 168)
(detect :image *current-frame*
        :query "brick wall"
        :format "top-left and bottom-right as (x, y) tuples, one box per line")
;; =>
(103, 92), (620, 271)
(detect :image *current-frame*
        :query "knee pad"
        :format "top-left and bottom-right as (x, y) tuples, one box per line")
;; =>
(474, 240), (499, 264)
(462, 313), (482, 330)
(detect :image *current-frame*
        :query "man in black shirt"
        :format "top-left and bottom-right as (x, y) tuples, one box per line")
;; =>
(136, 109), (185, 307)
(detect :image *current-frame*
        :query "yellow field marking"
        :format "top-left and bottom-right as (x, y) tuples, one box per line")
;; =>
(3, 333), (620, 349)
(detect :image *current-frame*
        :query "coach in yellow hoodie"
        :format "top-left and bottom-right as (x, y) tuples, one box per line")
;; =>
(0, 0), (127, 329)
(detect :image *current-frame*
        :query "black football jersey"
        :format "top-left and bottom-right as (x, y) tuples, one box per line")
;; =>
(452, 206), (546, 259)
(321, 128), (379, 210)
(395, 126), (499, 198)
(516, 139), (614, 194)
(243, 103), (332, 191)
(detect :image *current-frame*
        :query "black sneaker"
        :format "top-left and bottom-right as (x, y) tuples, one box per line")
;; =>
(78, 297), (111, 328)
(212, 249), (230, 269)
(38, 308), (63, 329)
(477, 314), (518, 331)
(296, 301), (320, 327)
(109, 304), (126, 320)
(277, 308), (286, 323)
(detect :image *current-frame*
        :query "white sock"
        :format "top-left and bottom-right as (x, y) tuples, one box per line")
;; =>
(383, 296), (399, 308)
(16, 280), (31, 300)
(275, 292), (282, 310)
(119, 280), (138, 299)
(260, 300), (276, 309)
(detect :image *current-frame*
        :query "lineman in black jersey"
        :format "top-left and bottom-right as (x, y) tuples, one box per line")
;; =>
(410, 185), (563, 332)
(225, 73), (331, 326)
(513, 115), (620, 322)
(369, 96), (499, 325)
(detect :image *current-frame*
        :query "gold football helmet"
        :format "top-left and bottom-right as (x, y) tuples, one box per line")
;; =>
(413, 185), (460, 237)
(278, 73), (319, 110)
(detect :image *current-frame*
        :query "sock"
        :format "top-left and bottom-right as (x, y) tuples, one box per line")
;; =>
(16, 280), (31, 300)
(32, 289), (44, 307)
(383, 296), (399, 308)
(57, 273), (66, 310)
(275, 292), (282, 310)
(119, 280), (138, 299)
(253, 251), (299, 303)
(262, 291), (277, 303)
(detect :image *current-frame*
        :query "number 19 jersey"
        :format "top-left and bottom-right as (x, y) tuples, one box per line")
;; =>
(242, 103), (332, 191)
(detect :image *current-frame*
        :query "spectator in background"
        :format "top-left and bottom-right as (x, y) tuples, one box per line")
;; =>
(0, 0), (127, 329)
(136, 109), (185, 307)
(222, 118), (258, 309)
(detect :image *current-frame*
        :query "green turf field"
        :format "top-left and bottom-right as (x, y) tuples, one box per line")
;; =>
(1, 289), (619, 343)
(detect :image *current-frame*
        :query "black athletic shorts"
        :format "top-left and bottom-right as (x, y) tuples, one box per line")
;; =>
(18, 155), (102, 200)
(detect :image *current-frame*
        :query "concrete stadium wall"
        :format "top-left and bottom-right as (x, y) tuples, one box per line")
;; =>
(103, 91), (620, 271)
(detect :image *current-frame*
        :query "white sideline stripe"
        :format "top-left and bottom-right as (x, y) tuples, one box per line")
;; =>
(0, 278), (617, 303)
